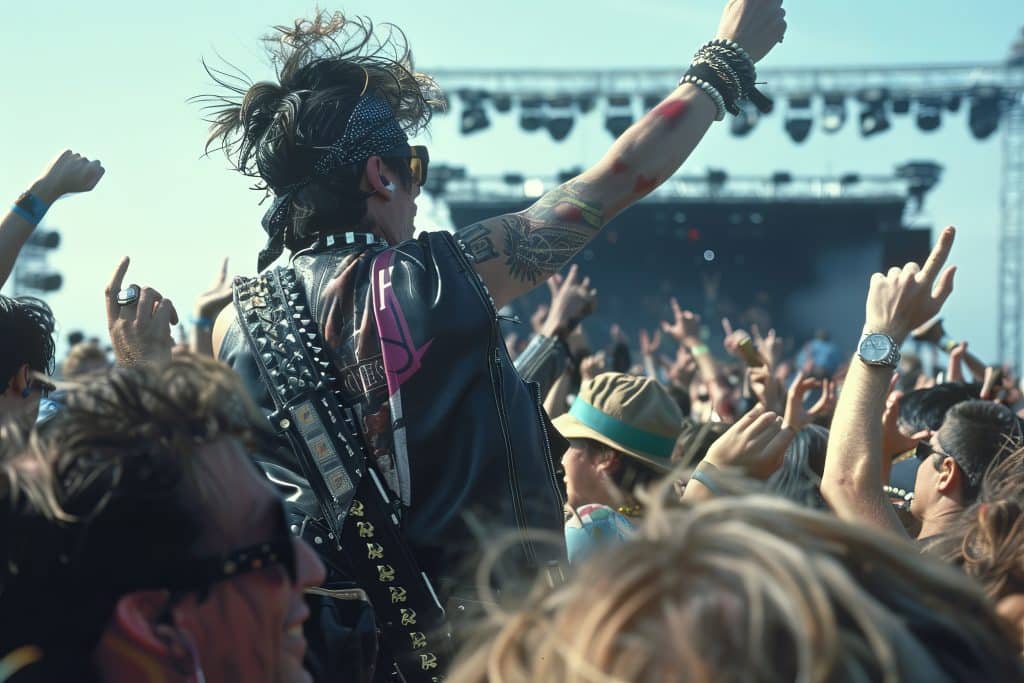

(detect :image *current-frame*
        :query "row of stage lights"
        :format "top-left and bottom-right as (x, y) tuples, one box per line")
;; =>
(451, 86), (1009, 142)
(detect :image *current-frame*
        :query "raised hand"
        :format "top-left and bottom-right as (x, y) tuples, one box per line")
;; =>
(947, 342), (968, 383)
(661, 297), (702, 345)
(704, 404), (793, 479)
(714, 0), (788, 63)
(580, 352), (607, 382)
(105, 256), (178, 366)
(783, 371), (837, 432)
(748, 364), (785, 414)
(864, 227), (957, 343)
(194, 257), (234, 322)
(32, 150), (105, 204)
(541, 264), (597, 338)
(639, 329), (662, 357)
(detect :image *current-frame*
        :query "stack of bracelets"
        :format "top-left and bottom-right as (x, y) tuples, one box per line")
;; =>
(680, 39), (774, 121)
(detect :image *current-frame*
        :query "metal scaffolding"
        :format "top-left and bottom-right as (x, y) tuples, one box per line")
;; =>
(429, 61), (1024, 369)
(1001, 95), (1024, 371)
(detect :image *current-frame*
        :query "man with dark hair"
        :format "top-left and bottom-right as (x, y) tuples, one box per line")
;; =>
(911, 399), (1023, 539)
(823, 230), (1024, 544)
(886, 382), (979, 496)
(0, 295), (56, 421)
(0, 356), (325, 682)
(204, 5), (786, 679)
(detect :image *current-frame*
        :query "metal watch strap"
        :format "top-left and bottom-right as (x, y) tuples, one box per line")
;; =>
(233, 268), (450, 681)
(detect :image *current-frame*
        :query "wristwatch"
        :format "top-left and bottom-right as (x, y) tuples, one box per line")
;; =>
(858, 332), (901, 369)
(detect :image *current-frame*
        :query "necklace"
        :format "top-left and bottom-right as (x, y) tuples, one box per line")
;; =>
(616, 501), (643, 517)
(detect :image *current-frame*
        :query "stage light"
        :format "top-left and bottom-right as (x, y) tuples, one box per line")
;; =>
(519, 96), (545, 132)
(891, 92), (911, 115)
(821, 93), (846, 133)
(945, 93), (962, 113)
(523, 179), (545, 198)
(784, 95), (813, 143)
(503, 173), (525, 186)
(18, 272), (62, 292)
(858, 89), (890, 137)
(27, 230), (61, 249)
(730, 100), (759, 137)
(968, 87), (1003, 140)
(605, 94), (634, 139)
(575, 93), (597, 114)
(840, 173), (861, 188)
(896, 161), (943, 210)
(703, 250), (716, 262)
(915, 96), (943, 132)
(460, 104), (490, 135)
(492, 94), (512, 113)
(707, 168), (727, 194)
(771, 171), (793, 188)
(545, 95), (575, 141)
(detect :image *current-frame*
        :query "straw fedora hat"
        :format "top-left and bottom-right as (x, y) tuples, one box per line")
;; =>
(552, 372), (683, 472)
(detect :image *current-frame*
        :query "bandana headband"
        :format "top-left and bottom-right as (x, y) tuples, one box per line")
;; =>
(258, 92), (410, 271)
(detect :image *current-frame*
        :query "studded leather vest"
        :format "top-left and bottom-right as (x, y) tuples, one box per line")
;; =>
(220, 231), (568, 585)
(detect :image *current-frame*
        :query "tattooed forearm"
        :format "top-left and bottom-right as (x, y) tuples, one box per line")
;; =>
(458, 223), (500, 263)
(524, 179), (605, 230)
(501, 215), (590, 285)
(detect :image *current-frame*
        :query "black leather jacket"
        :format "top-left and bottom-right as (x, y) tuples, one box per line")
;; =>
(221, 231), (567, 584)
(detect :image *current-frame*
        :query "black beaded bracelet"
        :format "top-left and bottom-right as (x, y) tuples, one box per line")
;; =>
(685, 39), (774, 116)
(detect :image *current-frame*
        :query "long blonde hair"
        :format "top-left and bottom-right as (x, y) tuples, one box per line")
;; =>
(449, 495), (1021, 682)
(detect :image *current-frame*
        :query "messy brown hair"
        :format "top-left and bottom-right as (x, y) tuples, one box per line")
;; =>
(0, 356), (271, 666)
(196, 11), (444, 248)
(932, 449), (1024, 602)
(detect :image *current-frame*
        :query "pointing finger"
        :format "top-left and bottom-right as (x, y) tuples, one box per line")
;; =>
(920, 226), (956, 282)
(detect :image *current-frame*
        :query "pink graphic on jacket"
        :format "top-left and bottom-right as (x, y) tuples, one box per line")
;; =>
(370, 249), (433, 395)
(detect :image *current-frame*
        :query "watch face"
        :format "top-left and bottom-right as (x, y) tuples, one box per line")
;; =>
(860, 334), (892, 363)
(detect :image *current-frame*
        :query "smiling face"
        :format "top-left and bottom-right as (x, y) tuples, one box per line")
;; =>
(173, 440), (326, 683)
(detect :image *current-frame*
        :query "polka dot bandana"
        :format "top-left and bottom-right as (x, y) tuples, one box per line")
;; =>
(257, 93), (409, 271)
(313, 94), (409, 177)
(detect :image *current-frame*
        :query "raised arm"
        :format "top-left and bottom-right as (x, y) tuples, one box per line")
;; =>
(0, 150), (104, 287)
(821, 227), (957, 537)
(457, 0), (786, 309)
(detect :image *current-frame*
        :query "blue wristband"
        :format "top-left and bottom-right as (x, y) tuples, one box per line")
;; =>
(12, 191), (50, 226)
(690, 468), (722, 496)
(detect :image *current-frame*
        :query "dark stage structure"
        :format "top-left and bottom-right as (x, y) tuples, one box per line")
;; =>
(443, 173), (930, 353)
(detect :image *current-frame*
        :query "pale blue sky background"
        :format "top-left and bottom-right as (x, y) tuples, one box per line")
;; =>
(2, 1), (1021, 362)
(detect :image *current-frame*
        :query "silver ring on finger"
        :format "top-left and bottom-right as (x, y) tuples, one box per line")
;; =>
(116, 284), (141, 306)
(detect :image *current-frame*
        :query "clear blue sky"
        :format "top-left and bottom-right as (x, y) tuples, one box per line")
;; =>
(2, 1), (1021, 362)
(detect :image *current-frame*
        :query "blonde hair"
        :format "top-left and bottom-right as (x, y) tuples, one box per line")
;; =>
(60, 341), (109, 379)
(449, 495), (1021, 682)
(933, 448), (1024, 602)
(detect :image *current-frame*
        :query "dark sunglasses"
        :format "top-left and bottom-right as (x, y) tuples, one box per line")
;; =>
(914, 441), (953, 462)
(382, 145), (429, 187)
(24, 378), (56, 399)
(169, 499), (297, 600)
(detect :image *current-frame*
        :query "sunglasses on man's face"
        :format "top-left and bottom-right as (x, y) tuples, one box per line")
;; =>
(384, 145), (429, 187)
(168, 499), (298, 602)
(915, 441), (954, 462)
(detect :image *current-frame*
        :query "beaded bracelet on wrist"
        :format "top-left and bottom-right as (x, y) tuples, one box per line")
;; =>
(679, 75), (727, 121)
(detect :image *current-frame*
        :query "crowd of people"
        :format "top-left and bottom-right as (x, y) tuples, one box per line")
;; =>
(3, 1), (1024, 681)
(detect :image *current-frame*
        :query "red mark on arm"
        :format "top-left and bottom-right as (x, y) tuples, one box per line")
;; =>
(652, 99), (689, 127)
(611, 159), (629, 175)
(555, 203), (583, 222)
(633, 174), (659, 197)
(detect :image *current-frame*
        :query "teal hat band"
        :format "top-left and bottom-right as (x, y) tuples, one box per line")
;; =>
(568, 399), (676, 461)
